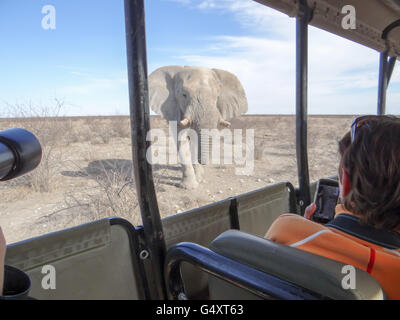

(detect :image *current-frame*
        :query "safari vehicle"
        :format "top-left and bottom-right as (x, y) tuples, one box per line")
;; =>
(2, 0), (400, 300)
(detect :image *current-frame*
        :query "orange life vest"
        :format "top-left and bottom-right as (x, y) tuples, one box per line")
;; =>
(265, 205), (400, 299)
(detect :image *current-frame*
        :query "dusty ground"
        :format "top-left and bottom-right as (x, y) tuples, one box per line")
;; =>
(0, 115), (353, 244)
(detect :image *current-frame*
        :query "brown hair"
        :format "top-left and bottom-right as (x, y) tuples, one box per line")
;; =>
(338, 115), (400, 231)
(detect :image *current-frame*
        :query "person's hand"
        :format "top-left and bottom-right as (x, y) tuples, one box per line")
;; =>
(304, 203), (317, 220)
(0, 227), (6, 295)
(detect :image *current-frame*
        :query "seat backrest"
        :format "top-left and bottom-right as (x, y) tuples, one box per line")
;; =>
(236, 182), (296, 237)
(209, 230), (385, 300)
(162, 182), (296, 298)
(5, 218), (145, 300)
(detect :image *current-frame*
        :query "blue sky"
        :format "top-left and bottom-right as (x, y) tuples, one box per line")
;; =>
(0, 0), (399, 116)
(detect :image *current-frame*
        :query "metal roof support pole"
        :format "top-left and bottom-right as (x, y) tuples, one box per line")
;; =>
(124, 0), (167, 300)
(378, 19), (400, 115)
(378, 54), (397, 115)
(387, 56), (397, 86)
(377, 51), (389, 115)
(296, 0), (311, 214)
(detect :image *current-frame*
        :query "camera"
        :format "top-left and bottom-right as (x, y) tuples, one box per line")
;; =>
(0, 128), (42, 181)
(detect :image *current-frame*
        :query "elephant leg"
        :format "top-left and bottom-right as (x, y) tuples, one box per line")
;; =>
(193, 163), (204, 183)
(178, 137), (199, 189)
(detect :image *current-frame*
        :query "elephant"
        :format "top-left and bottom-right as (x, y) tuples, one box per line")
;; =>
(148, 65), (248, 189)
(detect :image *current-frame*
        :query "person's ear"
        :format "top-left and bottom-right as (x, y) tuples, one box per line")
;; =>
(341, 169), (352, 197)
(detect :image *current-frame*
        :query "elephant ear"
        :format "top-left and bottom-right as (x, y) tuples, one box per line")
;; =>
(148, 66), (184, 121)
(212, 68), (248, 120)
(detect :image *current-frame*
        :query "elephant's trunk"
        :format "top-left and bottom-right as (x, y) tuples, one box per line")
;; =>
(199, 131), (210, 164)
(185, 98), (220, 165)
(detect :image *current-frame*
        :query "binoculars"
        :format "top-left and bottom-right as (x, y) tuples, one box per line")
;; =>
(0, 128), (42, 181)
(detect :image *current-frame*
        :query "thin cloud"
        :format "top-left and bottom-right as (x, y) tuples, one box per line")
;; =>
(55, 71), (129, 115)
(161, 0), (396, 114)
(62, 74), (127, 95)
(166, 0), (192, 5)
(198, 1), (217, 9)
(172, 30), (381, 114)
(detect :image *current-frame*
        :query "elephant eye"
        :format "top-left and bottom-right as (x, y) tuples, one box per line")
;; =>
(182, 93), (187, 98)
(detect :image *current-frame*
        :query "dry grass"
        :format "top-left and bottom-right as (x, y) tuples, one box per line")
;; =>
(1, 100), (67, 192)
(0, 112), (355, 244)
(38, 161), (141, 229)
(1, 102), (132, 192)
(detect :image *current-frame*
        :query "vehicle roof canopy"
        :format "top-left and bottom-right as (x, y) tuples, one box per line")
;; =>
(255, 0), (400, 58)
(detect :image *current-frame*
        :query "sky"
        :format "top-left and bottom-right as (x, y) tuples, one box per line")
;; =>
(0, 0), (399, 116)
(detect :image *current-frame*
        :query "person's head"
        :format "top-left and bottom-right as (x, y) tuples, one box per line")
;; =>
(338, 115), (400, 231)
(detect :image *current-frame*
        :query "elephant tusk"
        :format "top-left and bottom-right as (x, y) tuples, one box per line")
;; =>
(219, 119), (231, 128)
(180, 118), (190, 127)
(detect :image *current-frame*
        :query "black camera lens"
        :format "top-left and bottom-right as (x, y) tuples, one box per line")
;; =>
(0, 128), (42, 181)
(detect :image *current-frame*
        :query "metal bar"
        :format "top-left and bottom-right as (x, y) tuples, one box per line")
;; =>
(387, 56), (397, 85)
(286, 182), (298, 214)
(228, 198), (240, 230)
(124, 0), (167, 300)
(382, 18), (400, 41)
(295, 0), (311, 214)
(377, 51), (388, 115)
(165, 242), (326, 300)
(378, 18), (400, 115)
